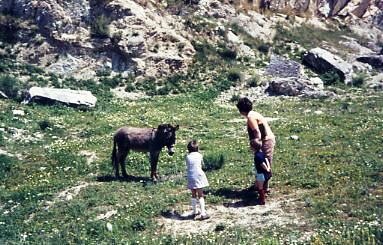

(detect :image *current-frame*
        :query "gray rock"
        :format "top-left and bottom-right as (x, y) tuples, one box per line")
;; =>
(267, 77), (331, 98)
(23, 87), (97, 108)
(366, 73), (383, 90)
(303, 48), (353, 84)
(266, 54), (304, 78)
(356, 55), (383, 70)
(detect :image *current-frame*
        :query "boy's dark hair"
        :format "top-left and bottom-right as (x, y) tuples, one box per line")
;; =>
(187, 140), (199, 153)
(236, 97), (253, 113)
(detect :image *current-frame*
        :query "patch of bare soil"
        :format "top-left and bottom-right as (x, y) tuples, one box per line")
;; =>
(157, 190), (310, 236)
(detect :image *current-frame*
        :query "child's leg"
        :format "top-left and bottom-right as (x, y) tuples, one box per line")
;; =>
(196, 188), (207, 216)
(256, 175), (266, 205)
(191, 189), (197, 215)
(256, 180), (264, 191)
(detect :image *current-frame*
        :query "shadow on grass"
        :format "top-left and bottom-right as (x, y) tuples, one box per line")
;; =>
(208, 187), (260, 207)
(160, 209), (195, 221)
(96, 174), (151, 183)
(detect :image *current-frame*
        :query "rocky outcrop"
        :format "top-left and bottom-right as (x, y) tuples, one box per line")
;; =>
(303, 48), (353, 84)
(22, 87), (97, 107)
(0, 0), (195, 78)
(356, 55), (383, 70)
(266, 54), (304, 78)
(267, 77), (330, 98)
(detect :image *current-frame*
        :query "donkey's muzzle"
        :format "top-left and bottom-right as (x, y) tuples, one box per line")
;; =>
(167, 145), (175, 156)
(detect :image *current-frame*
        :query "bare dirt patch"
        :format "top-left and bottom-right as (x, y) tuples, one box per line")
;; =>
(157, 190), (310, 236)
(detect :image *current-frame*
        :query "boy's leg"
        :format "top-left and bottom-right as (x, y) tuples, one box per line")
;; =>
(256, 178), (266, 205)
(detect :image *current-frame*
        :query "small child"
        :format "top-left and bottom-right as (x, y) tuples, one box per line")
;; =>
(186, 140), (210, 220)
(253, 141), (271, 205)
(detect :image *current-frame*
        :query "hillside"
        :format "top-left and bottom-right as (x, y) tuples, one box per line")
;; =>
(0, 0), (382, 244)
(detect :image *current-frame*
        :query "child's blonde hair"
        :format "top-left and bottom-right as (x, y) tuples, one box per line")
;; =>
(187, 140), (199, 153)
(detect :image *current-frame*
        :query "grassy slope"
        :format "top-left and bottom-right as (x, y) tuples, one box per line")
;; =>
(0, 90), (382, 244)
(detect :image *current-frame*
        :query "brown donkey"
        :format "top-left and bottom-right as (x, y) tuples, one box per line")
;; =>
(111, 124), (179, 181)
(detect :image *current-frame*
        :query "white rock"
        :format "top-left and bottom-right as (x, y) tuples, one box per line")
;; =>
(314, 110), (323, 115)
(23, 87), (97, 108)
(290, 135), (299, 140)
(106, 222), (113, 232)
(12, 110), (25, 116)
(227, 31), (241, 44)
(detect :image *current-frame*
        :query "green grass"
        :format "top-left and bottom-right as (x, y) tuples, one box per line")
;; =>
(0, 88), (382, 244)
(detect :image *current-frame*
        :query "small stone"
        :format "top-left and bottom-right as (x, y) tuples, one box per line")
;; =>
(290, 135), (299, 140)
(106, 222), (113, 232)
(12, 110), (25, 116)
(314, 110), (323, 115)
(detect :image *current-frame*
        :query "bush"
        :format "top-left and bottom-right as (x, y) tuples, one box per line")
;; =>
(131, 218), (147, 231)
(38, 119), (53, 131)
(218, 46), (237, 60)
(214, 223), (226, 232)
(0, 154), (16, 178)
(203, 152), (225, 171)
(257, 43), (270, 54)
(320, 70), (342, 86)
(227, 68), (241, 81)
(0, 131), (4, 146)
(351, 73), (367, 87)
(91, 15), (111, 38)
(230, 94), (240, 103)
(0, 74), (21, 99)
(247, 74), (260, 87)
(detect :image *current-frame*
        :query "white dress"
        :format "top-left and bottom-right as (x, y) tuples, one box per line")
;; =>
(186, 152), (209, 189)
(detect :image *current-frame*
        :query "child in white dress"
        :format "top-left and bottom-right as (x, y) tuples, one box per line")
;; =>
(186, 140), (210, 220)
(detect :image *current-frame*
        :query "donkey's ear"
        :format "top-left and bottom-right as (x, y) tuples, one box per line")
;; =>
(174, 125), (179, 130)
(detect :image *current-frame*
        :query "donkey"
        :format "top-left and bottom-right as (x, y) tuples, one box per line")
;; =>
(111, 124), (179, 181)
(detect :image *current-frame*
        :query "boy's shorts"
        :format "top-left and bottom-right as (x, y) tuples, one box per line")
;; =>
(256, 173), (265, 181)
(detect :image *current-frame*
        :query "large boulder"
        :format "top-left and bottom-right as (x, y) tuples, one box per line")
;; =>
(22, 87), (97, 108)
(356, 55), (383, 69)
(266, 54), (304, 78)
(302, 48), (353, 84)
(267, 77), (330, 98)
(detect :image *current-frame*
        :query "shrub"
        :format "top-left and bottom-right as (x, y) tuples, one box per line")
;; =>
(320, 70), (342, 86)
(0, 154), (16, 178)
(38, 119), (53, 131)
(257, 43), (270, 54)
(0, 74), (21, 99)
(227, 68), (241, 81)
(247, 74), (260, 87)
(351, 73), (367, 87)
(218, 46), (237, 60)
(91, 15), (111, 38)
(214, 223), (226, 232)
(131, 218), (147, 231)
(0, 131), (4, 146)
(230, 94), (240, 103)
(202, 152), (225, 171)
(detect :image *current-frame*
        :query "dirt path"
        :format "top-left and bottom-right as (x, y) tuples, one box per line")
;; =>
(157, 190), (309, 236)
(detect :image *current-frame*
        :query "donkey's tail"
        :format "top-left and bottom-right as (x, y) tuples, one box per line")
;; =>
(111, 137), (117, 169)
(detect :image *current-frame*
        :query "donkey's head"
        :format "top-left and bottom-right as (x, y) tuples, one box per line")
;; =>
(156, 124), (179, 155)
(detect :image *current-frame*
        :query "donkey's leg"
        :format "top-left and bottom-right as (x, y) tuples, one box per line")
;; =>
(120, 151), (129, 178)
(118, 150), (129, 179)
(149, 151), (160, 181)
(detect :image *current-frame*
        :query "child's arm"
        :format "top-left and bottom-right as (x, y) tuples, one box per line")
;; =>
(265, 158), (271, 170)
(261, 160), (270, 172)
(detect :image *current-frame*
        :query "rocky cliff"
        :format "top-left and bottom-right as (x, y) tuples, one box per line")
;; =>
(0, 0), (382, 80)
